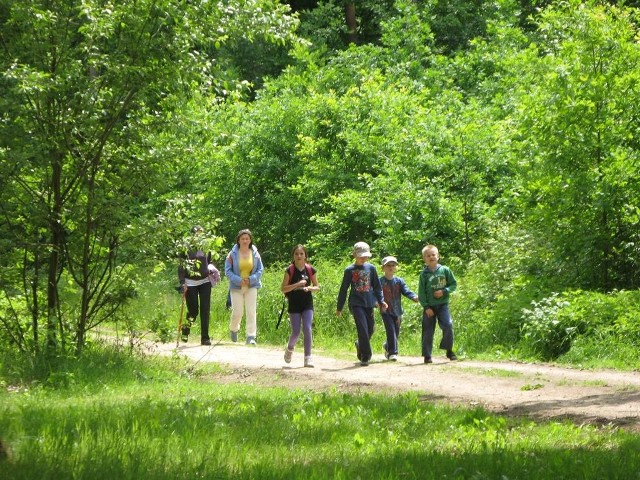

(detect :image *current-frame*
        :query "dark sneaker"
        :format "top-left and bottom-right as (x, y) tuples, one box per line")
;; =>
(446, 350), (458, 361)
(424, 356), (433, 364)
(360, 360), (369, 366)
(355, 340), (361, 361)
(180, 334), (188, 343)
(201, 339), (211, 346)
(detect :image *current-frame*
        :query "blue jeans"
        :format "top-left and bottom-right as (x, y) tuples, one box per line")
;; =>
(381, 312), (400, 355)
(421, 304), (454, 358)
(351, 306), (375, 362)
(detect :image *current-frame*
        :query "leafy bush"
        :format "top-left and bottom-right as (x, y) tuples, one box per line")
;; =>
(520, 289), (640, 363)
(520, 293), (579, 360)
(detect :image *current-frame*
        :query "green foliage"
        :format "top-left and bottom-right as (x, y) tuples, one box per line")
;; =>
(520, 289), (640, 364)
(0, 0), (298, 355)
(511, 0), (640, 290)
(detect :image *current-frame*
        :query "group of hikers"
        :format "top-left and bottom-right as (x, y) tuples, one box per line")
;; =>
(178, 228), (458, 367)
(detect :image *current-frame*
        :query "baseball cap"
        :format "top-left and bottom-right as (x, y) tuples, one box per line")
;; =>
(352, 241), (372, 258)
(382, 256), (398, 266)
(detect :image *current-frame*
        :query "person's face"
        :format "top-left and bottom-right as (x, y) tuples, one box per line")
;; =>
(423, 248), (439, 266)
(293, 248), (306, 262)
(354, 255), (368, 265)
(238, 234), (252, 248)
(383, 263), (398, 275)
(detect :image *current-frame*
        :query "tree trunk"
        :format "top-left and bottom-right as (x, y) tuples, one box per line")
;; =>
(345, 4), (358, 44)
(46, 153), (64, 352)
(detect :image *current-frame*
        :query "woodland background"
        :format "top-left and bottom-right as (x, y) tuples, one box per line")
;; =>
(1, 0), (640, 367)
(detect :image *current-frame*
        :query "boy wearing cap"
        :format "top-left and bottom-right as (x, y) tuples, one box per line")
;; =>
(379, 256), (419, 361)
(336, 242), (388, 366)
(418, 244), (458, 363)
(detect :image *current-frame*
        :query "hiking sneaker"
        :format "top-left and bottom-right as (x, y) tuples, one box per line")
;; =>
(230, 330), (238, 343)
(246, 336), (257, 345)
(446, 350), (458, 361)
(424, 356), (433, 364)
(284, 347), (293, 363)
(180, 334), (188, 343)
(201, 339), (211, 346)
(360, 360), (369, 366)
(355, 340), (361, 361)
(304, 356), (314, 368)
(388, 354), (398, 361)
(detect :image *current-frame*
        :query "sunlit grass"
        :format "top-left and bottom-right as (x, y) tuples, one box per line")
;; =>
(1, 348), (640, 480)
(457, 367), (524, 378)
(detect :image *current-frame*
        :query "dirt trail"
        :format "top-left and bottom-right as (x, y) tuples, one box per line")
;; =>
(148, 340), (640, 430)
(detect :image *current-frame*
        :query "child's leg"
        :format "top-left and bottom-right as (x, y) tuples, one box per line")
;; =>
(381, 312), (398, 355)
(287, 312), (302, 350)
(301, 309), (313, 357)
(435, 304), (454, 351)
(395, 315), (402, 343)
(351, 306), (373, 362)
(421, 309), (437, 358)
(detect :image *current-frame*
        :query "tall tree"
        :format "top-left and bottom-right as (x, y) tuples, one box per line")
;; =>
(0, 0), (297, 354)
(513, 1), (640, 289)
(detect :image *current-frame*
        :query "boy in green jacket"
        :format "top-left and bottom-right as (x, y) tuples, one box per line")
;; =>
(418, 244), (458, 363)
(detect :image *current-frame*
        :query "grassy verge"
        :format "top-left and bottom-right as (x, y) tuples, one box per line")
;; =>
(1, 345), (640, 480)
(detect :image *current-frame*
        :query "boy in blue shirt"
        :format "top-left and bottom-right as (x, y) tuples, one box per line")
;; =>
(336, 242), (388, 366)
(379, 256), (419, 361)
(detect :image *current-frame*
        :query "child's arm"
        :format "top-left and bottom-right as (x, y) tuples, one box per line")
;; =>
(399, 278), (419, 302)
(336, 268), (351, 314)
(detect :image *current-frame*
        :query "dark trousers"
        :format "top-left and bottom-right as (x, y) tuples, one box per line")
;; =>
(351, 306), (375, 362)
(381, 312), (400, 355)
(421, 303), (454, 358)
(184, 282), (212, 341)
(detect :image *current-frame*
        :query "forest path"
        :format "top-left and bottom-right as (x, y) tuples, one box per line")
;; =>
(149, 340), (640, 431)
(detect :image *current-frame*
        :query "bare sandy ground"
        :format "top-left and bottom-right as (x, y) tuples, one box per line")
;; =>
(147, 339), (640, 431)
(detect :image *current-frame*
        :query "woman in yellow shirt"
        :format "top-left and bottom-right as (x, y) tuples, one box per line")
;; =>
(224, 229), (264, 344)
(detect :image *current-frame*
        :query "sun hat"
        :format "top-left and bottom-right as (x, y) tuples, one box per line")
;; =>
(381, 256), (398, 266)
(352, 241), (372, 258)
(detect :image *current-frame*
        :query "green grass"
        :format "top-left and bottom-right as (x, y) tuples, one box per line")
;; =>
(1, 345), (640, 480)
(457, 367), (524, 378)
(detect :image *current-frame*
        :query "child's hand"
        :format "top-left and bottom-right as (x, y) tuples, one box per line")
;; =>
(425, 307), (434, 317)
(380, 301), (388, 313)
(434, 289), (444, 299)
(336, 310), (342, 317)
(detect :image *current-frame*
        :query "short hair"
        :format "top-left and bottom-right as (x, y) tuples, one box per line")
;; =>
(421, 244), (438, 255)
(291, 244), (308, 261)
(236, 228), (253, 247)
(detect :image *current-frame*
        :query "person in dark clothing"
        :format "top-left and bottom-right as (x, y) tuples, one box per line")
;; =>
(177, 226), (220, 346)
(336, 241), (387, 366)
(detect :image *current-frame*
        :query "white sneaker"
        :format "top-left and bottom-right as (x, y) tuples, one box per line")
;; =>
(284, 348), (293, 363)
(304, 356), (314, 368)
(388, 354), (398, 361)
